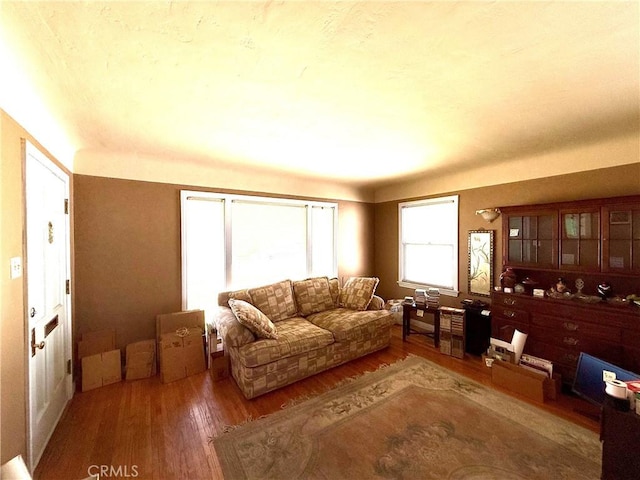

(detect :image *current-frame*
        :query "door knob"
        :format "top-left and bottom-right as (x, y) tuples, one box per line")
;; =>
(31, 328), (45, 357)
(30, 307), (36, 318)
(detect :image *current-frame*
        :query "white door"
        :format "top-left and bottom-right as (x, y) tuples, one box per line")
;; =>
(25, 141), (72, 472)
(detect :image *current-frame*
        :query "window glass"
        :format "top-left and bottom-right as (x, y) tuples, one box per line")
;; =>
(399, 195), (459, 295)
(181, 191), (337, 321)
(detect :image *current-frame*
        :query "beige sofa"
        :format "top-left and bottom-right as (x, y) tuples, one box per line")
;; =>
(214, 276), (393, 399)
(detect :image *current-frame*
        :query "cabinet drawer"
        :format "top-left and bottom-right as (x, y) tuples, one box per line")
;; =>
(492, 305), (529, 323)
(577, 338), (623, 366)
(574, 321), (621, 344)
(492, 317), (529, 342)
(530, 325), (580, 350)
(623, 347), (640, 374)
(531, 312), (579, 331)
(493, 294), (532, 309)
(623, 329), (640, 348)
(526, 340), (579, 371)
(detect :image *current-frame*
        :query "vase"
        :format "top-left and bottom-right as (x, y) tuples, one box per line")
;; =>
(500, 268), (517, 289)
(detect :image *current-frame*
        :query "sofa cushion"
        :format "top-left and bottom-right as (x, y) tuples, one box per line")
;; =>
(293, 276), (335, 316)
(218, 288), (252, 307)
(338, 277), (379, 310)
(307, 308), (393, 342)
(248, 279), (297, 322)
(367, 295), (384, 310)
(237, 317), (335, 368)
(229, 299), (278, 339)
(328, 278), (340, 307)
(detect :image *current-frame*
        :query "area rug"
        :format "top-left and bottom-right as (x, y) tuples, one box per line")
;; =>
(212, 356), (601, 480)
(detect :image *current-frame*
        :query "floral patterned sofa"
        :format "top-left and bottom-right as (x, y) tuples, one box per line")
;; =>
(214, 276), (393, 399)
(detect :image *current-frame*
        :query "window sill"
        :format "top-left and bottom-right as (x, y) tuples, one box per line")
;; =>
(397, 281), (459, 298)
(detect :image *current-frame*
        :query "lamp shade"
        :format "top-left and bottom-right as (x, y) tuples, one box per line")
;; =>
(476, 208), (501, 222)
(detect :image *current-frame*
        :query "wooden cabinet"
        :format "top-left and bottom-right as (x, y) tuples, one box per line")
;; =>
(501, 195), (640, 275)
(602, 203), (640, 274)
(491, 292), (639, 384)
(505, 209), (557, 269)
(559, 208), (600, 272)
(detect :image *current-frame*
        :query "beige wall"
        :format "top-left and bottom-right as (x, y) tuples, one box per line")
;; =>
(374, 163), (640, 305)
(3, 100), (638, 466)
(0, 111), (73, 463)
(73, 175), (375, 350)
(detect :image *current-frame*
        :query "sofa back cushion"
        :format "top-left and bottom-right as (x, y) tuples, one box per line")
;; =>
(248, 279), (297, 322)
(293, 277), (335, 316)
(338, 276), (380, 311)
(229, 299), (278, 339)
(328, 278), (340, 307)
(218, 288), (251, 307)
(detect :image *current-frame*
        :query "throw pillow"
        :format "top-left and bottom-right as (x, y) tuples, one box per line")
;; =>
(293, 277), (335, 316)
(228, 299), (278, 339)
(248, 280), (297, 322)
(338, 276), (380, 310)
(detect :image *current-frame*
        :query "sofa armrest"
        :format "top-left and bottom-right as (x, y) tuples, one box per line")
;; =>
(367, 295), (385, 310)
(213, 306), (256, 347)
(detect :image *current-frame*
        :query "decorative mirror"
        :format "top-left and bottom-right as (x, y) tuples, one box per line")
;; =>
(468, 230), (494, 296)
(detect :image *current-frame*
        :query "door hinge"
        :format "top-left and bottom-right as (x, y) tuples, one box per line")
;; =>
(64, 198), (69, 215)
(66, 279), (70, 294)
(67, 359), (72, 375)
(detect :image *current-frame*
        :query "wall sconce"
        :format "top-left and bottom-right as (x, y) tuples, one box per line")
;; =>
(476, 208), (501, 223)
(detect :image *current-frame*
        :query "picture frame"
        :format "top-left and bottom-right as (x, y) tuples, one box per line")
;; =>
(468, 230), (494, 296)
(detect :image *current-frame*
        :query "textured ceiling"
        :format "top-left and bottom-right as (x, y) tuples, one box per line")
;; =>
(1, 1), (639, 188)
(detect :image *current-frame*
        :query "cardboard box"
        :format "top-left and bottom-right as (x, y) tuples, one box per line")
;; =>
(78, 330), (122, 392)
(156, 310), (206, 384)
(82, 350), (122, 392)
(125, 340), (157, 380)
(491, 359), (559, 402)
(210, 343), (229, 381)
(77, 329), (116, 360)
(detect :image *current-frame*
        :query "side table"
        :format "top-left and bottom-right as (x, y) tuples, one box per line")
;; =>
(402, 303), (440, 347)
(600, 397), (640, 479)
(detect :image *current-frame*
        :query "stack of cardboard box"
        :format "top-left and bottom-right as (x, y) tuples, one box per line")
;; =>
(125, 340), (157, 380)
(156, 310), (206, 383)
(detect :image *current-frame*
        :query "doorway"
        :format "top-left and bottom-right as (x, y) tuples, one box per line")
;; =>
(24, 140), (72, 471)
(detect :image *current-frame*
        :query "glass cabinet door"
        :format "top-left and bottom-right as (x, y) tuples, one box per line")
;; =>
(506, 211), (557, 268)
(559, 209), (600, 271)
(603, 205), (640, 274)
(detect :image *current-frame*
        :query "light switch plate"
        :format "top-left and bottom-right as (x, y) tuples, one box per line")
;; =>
(10, 257), (22, 279)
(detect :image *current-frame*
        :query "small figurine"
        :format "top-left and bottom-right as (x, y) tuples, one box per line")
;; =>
(500, 267), (517, 289)
(597, 282), (612, 299)
(556, 277), (568, 294)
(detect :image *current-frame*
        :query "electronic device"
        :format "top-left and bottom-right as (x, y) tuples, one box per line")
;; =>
(571, 352), (640, 406)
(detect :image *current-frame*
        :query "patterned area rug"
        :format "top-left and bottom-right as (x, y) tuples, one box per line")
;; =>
(212, 356), (601, 479)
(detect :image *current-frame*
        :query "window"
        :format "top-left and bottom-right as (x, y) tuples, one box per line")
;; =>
(398, 195), (459, 296)
(181, 191), (337, 321)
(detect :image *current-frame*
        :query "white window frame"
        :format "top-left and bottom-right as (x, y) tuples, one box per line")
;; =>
(180, 190), (338, 311)
(398, 195), (459, 297)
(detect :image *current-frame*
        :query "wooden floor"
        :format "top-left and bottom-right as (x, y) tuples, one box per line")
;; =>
(34, 326), (600, 480)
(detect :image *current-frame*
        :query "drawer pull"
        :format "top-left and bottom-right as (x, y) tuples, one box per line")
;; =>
(563, 337), (579, 346)
(563, 322), (579, 331)
(503, 298), (516, 306)
(504, 310), (516, 318)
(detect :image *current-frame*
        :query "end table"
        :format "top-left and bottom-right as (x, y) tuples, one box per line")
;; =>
(402, 302), (440, 347)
